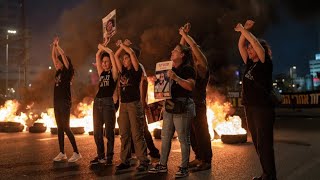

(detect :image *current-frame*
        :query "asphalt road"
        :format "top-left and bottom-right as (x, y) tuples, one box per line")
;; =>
(0, 115), (319, 180)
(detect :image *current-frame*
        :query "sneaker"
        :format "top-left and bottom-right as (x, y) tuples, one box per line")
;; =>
(175, 167), (189, 178)
(53, 152), (67, 162)
(68, 152), (82, 162)
(188, 159), (201, 168)
(192, 161), (211, 172)
(148, 164), (168, 173)
(136, 162), (149, 172)
(116, 163), (130, 170)
(90, 157), (107, 164)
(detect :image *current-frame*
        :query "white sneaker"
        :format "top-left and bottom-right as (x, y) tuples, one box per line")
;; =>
(53, 152), (67, 162)
(68, 152), (82, 162)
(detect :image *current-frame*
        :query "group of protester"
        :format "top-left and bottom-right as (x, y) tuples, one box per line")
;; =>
(50, 20), (277, 180)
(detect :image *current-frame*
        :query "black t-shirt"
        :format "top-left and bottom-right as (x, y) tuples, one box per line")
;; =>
(96, 70), (116, 98)
(54, 67), (72, 104)
(242, 58), (273, 106)
(120, 65), (142, 103)
(192, 70), (209, 104)
(171, 64), (196, 99)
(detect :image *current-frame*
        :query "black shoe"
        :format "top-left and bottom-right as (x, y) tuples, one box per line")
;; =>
(136, 163), (149, 172)
(188, 159), (201, 168)
(116, 163), (130, 170)
(90, 157), (106, 165)
(175, 167), (189, 178)
(106, 158), (113, 165)
(192, 161), (211, 172)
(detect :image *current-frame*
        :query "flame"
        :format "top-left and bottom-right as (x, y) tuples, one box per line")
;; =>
(0, 100), (28, 128)
(206, 101), (247, 139)
(0, 77), (246, 138)
(36, 101), (94, 133)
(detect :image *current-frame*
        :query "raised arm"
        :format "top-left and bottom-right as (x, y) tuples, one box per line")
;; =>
(98, 44), (118, 81)
(55, 37), (70, 69)
(237, 20), (255, 64)
(179, 25), (208, 78)
(51, 42), (60, 70)
(120, 39), (140, 71)
(114, 40), (124, 73)
(95, 46), (103, 76)
(179, 23), (190, 46)
(235, 21), (265, 63)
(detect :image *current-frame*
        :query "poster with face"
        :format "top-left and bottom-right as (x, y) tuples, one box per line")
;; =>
(154, 60), (172, 99)
(102, 9), (116, 44)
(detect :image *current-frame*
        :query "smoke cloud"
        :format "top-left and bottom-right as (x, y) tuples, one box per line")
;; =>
(20, 0), (278, 111)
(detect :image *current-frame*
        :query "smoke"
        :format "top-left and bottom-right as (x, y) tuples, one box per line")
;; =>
(20, 0), (278, 110)
(281, 0), (320, 20)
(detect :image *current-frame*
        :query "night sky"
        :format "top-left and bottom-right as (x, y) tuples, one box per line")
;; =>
(26, 0), (320, 77)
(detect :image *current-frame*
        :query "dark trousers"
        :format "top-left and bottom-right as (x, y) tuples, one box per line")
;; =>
(93, 97), (116, 159)
(131, 115), (159, 155)
(190, 102), (212, 163)
(54, 102), (78, 154)
(245, 106), (277, 179)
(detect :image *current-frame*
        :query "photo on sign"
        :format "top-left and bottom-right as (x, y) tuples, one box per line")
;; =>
(102, 9), (116, 44)
(154, 61), (172, 99)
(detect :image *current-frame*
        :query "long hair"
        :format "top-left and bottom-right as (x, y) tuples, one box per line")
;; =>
(259, 39), (272, 60)
(57, 55), (75, 79)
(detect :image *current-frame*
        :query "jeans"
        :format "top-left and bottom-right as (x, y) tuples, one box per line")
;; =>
(160, 98), (195, 168)
(190, 102), (212, 163)
(93, 97), (116, 159)
(118, 101), (148, 164)
(245, 106), (277, 179)
(54, 101), (78, 154)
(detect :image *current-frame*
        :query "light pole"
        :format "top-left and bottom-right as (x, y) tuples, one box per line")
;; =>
(6, 29), (17, 97)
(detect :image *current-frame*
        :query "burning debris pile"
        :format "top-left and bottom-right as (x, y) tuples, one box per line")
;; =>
(0, 78), (247, 144)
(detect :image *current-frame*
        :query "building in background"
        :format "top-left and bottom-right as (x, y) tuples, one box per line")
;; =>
(0, 0), (29, 99)
(309, 53), (320, 89)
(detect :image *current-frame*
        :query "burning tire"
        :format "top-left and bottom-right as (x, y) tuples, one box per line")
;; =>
(29, 123), (47, 133)
(221, 133), (247, 144)
(50, 127), (85, 134)
(0, 122), (24, 132)
(153, 128), (161, 139)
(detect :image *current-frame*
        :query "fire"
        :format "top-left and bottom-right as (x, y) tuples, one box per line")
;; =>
(0, 77), (246, 139)
(36, 101), (94, 133)
(207, 101), (247, 139)
(0, 100), (28, 128)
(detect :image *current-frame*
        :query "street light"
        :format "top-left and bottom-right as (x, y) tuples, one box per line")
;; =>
(6, 29), (17, 97)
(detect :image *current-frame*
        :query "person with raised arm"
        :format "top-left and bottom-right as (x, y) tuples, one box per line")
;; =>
(51, 37), (82, 163)
(179, 23), (212, 172)
(114, 39), (149, 172)
(90, 42), (118, 165)
(235, 20), (277, 180)
(148, 34), (196, 178)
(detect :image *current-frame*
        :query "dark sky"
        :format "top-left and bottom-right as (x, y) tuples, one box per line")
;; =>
(26, 0), (320, 77)
(263, 1), (319, 76)
(26, 0), (81, 65)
